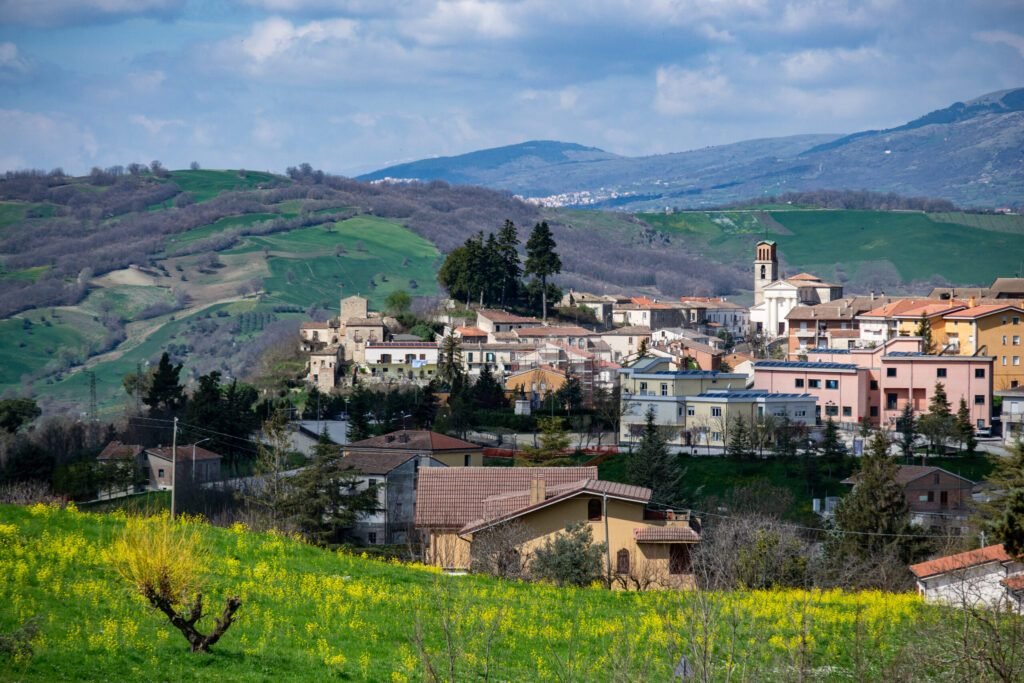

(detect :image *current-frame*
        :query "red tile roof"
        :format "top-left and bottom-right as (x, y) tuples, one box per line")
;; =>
(346, 430), (482, 453)
(1001, 574), (1024, 591)
(860, 299), (950, 318)
(415, 466), (598, 528)
(146, 445), (222, 462)
(341, 451), (419, 475)
(98, 441), (143, 460)
(944, 304), (1024, 320)
(455, 326), (488, 337)
(516, 326), (593, 337)
(477, 309), (540, 324)
(634, 526), (701, 543)
(909, 544), (1015, 579)
(894, 302), (966, 319)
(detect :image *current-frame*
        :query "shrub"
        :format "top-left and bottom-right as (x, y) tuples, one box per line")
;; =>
(530, 522), (606, 587)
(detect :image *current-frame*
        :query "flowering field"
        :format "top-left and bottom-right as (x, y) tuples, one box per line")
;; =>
(1, 504), (934, 681)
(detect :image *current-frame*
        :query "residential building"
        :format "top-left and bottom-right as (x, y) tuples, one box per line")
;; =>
(754, 359), (869, 425)
(996, 387), (1024, 444)
(504, 366), (567, 405)
(474, 309), (542, 340)
(344, 430), (484, 468)
(909, 544), (1024, 611)
(343, 317), (387, 364)
(561, 291), (613, 327)
(701, 299), (750, 339)
(842, 465), (974, 529)
(856, 298), (949, 347)
(601, 326), (652, 363)
(942, 303), (1024, 389)
(341, 451), (446, 545)
(683, 390), (816, 448)
(612, 297), (683, 330)
(415, 466), (702, 588)
(460, 342), (535, 377)
(649, 336), (723, 371)
(786, 296), (900, 354)
(453, 326), (489, 344)
(514, 325), (595, 347)
(144, 444), (223, 490)
(308, 347), (342, 393)
(364, 341), (439, 382)
(929, 277), (1024, 300)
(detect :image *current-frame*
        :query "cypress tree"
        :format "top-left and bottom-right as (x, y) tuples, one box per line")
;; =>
(627, 408), (682, 505)
(726, 414), (753, 459)
(496, 219), (521, 307)
(956, 397), (977, 454)
(144, 352), (186, 419)
(524, 221), (561, 323)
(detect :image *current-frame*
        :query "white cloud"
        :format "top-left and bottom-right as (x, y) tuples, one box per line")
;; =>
(0, 109), (97, 172)
(130, 114), (185, 135)
(241, 16), (357, 62)
(781, 47), (882, 83)
(404, 0), (519, 46)
(0, 42), (31, 81)
(655, 65), (732, 116)
(126, 70), (166, 93)
(252, 118), (292, 148)
(0, 0), (185, 27)
(974, 30), (1024, 58)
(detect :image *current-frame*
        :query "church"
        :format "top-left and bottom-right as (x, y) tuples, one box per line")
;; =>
(748, 240), (843, 340)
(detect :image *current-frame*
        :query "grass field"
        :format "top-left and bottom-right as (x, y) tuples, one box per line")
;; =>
(169, 212), (280, 246)
(164, 170), (286, 204)
(0, 309), (110, 387)
(639, 209), (1024, 285)
(0, 504), (937, 681)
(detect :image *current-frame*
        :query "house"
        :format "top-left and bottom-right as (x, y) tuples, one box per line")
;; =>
(722, 352), (755, 378)
(612, 298), (683, 330)
(453, 326), (489, 344)
(364, 341), (439, 382)
(909, 544), (1024, 611)
(286, 420), (349, 455)
(475, 309), (542, 340)
(341, 451), (446, 545)
(504, 366), (567, 405)
(856, 298), (948, 347)
(144, 444), (223, 490)
(786, 296), (901, 354)
(96, 441), (146, 498)
(754, 336), (994, 430)
(459, 342), (535, 377)
(514, 325), (595, 347)
(649, 336), (723, 372)
(414, 466), (702, 588)
(308, 347), (342, 393)
(700, 299), (750, 339)
(942, 303), (1024, 390)
(601, 326), (653, 362)
(561, 291), (613, 327)
(343, 317), (387, 364)
(842, 465), (975, 529)
(344, 430), (484, 468)
(996, 387), (1024, 444)
(682, 390), (816, 449)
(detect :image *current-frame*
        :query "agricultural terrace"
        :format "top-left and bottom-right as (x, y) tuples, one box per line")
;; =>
(0, 504), (943, 681)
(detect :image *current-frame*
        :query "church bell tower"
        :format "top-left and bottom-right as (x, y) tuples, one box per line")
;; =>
(754, 240), (778, 306)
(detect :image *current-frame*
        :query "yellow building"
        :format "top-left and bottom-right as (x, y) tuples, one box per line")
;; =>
(893, 301), (964, 349)
(504, 366), (566, 400)
(943, 304), (1024, 390)
(683, 389), (816, 448)
(415, 467), (700, 589)
(344, 430), (484, 468)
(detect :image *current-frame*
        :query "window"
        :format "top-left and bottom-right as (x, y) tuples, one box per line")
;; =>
(825, 405), (839, 416)
(158, 468), (165, 479)
(842, 407), (852, 417)
(661, 383), (668, 396)
(687, 406), (695, 416)
(825, 380), (838, 389)
(464, 454), (471, 466)
(808, 379), (821, 388)
(795, 378), (805, 388)
(368, 532), (377, 544)
(640, 382), (648, 393)
(886, 368), (897, 377)
(485, 352), (495, 363)
(870, 380), (878, 390)
(760, 264), (766, 279)
(711, 432), (722, 442)
(711, 407), (722, 417)
(1014, 317), (1021, 325)
(887, 393), (898, 410)
(1015, 336), (1021, 346)
(936, 368), (947, 378)
(870, 406), (879, 417)
(1004, 356), (1009, 366)
(933, 472), (941, 484)
(975, 395), (985, 405)
(467, 352), (474, 363)
(1015, 356), (1021, 366)
(670, 545), (691, 574)
(794, 410), (806, 417)
(616, 549), (630, 575)
(975, 368), (986, 378)
(588, 499), (602, 521)
(1003, 335), (1008, 345)
(940, 491), (948, 506)
(368, 478), (378, 488)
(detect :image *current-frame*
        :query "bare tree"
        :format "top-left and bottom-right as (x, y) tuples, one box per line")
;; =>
(469, 519), (532, 580)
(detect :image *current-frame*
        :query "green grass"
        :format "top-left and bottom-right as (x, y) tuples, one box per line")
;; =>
(0, 504), (936, 681)
(169, 213), (279, 246)
(78, 491), (170, 515)
(0, 310), (109, 387)
(639, 209), (1024, 284)
(0, 266), (50, 282)
(166, 170), (286, 203)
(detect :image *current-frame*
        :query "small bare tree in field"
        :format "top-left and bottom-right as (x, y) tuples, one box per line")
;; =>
(109, 515), (240, 653)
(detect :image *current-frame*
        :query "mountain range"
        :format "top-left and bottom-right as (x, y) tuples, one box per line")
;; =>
(360, 88), (1024, 210)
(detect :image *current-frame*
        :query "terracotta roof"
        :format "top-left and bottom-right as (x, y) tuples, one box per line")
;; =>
(910, 544), (1015, 579)
(415, 466), (598, 528)
(944, 304), (1024, 320)
(346, 430), (482, 453)
(1001, 574), (1024, 591)
(460, 479), (652, 534)
(146, 445), (222, 462)
(628, 297), (676, 310)
(860, 299), (944, 318)
(724, 352), (754, 365)
(341, 451), (420, 475)
(787, 272), (823, 282)
(477, 309), (540, 324)
(842, 465), (974, 487)
(515, 326), (593, 337)
(894, 302), (967, 319)
(634, 526), (701, 543)
(602, 326), (652, 336)
(505, 366), (567, 381)
(455, 326), (488, 337)
(98, 441), (143, 460)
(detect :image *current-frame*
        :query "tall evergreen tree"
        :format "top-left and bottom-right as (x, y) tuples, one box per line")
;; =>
(897, 402), (917, 459)
(524, 221), (561, 323)
(345, 384), (372, 442)
(725, 414), (753, 459)
(143, 352), (186, 419)
(914, 316), (935, 354)
(818, 417), (848, 463)
(774, 416), (799, 460)
(956, 397), (977, 454)
(627, 408), (682, 505)
(919, 382), (955, 454)
(831, 430), (916, 563)
(977, 440), (1024, 556)
(437, 333), (463, 389)
(411, 380), (438, 429)
(471, 364), (507, 411)
(556, 369), (583, 415)
(496, 219), (521, 307)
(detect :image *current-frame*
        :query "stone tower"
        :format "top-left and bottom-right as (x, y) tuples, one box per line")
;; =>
(340, 295), (368, 323)
(753, 240), (778, 306)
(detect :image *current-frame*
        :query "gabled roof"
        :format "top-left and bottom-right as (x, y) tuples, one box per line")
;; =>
(909, 544), (1015, 579)
(602, 325), (652, 336)
(460, 479), (651, 535)
(943, 304), (1024, 320)
(859, 298), (945, 319)
(146, 445), (222, 462)
(341, 451), (421, 475)
(98, 441), (143, 460)
(415, 466), (598, 528)
(346, 430), (482, 453)
(476, 309), (540, 324)
(505, 366), (567, 381)
(454, 326), (488, 337)
(893, 302), (966, 319)
(842, 465), (975, 487)
(1002, 574), (1024, 592)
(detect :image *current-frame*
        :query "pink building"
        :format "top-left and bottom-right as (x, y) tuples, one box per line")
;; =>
(754, 337), (994, 430)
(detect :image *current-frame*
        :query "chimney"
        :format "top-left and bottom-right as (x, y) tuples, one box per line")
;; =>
(529, 479), (546, 505)
(870, 290), (875, 302)
(968, 295), (976, 308)
(398, 432), (410, 443)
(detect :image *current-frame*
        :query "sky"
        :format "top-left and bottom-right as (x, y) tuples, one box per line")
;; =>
(1, 0), (1022, 176)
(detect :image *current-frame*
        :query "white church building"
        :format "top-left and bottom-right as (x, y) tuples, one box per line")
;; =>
(748, 240), (843, 340)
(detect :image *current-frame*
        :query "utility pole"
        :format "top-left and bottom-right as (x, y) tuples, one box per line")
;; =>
(171, 417), (178, 517)
(88, 371), (98, 446)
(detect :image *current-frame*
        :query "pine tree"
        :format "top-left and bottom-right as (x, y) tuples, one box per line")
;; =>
(496, 219), (521, 307)
(774, 416), (798, 460)
(471, 365), (506, 411)
(556, 369), (583, 415)
(914, 316), (935, 354)
(726, 414), (753, 459)
(818, 417), (848, 462)
(521, 416), (570, 463)
(897, 402), (917, 459)
(956, 397), (977, 454)
(831, 430), (915, 562)
(143, 352), (186, 418)
(411, 380), (438, 429)
(977, 440), (1024, 556)
(524, 221), (561, 323)
(345, 384), (372, 442)
(626, 408), (682, 505)
(919, 382), (956, 454)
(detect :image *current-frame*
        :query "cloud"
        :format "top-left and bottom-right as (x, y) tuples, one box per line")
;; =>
(781, 47), (882, 83)
(126, 69), (166, 93)
(0, 42), (31, 82)
(241, 16), (357, 62)
(655, 64), (732, 116)
(130, 114), (184, 135)
(0, 0), (186, 27)
(0, 109), (97, 172)
(404, 0), (519, 46)
(252, 118), (292, 148)
(974, 30), (1024, 58)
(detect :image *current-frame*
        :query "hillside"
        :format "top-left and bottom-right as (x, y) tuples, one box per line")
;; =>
(360, 88), (1024, 209)
(0, 504), (936, 681)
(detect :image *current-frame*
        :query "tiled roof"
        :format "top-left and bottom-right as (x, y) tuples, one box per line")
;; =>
(893, 302), (966, 319)
(461, 478), (652, 534)
(346, 430), (482, 453)
(300, 321), (332, 329)
(516, 326), (593, 337)
(944, 304), (1024, 320)
(455, 326), (488, 337)
(910, 544), (1015, 579)
(415, 466), (598, 528)
(477, 309), (540, 324)
(787, 272), (824, 282)
(634, 526), (701, 543)
(860, 298), (944, 318)
(843, 465), (975, 487)
(98, 441), (143, 460)
(1001, 574), (1024, 591)
(340, 451), (418, 475)
(146, 445), (222, 462)
(602, 326), (653, 336)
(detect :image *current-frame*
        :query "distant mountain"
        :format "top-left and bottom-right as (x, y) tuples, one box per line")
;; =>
(359, 88), (1024, 209)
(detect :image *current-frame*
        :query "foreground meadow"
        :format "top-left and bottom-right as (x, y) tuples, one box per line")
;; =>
(1, 504), (936, 681)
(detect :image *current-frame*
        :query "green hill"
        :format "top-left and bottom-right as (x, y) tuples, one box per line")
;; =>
(0, 504), (935, 681)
